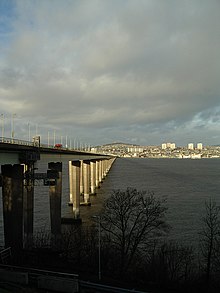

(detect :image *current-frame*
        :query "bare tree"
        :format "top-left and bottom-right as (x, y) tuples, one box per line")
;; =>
(148, 241), (195, 286)
(200, 198), (220, 285)
(99, 187), (168, 274)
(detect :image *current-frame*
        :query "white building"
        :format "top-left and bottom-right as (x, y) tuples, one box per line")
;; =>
(162, 142), (176, 149)
(188, 143), (194, 150)
(197, 143), (203, 150)
(170, 143), (176, 149)
(127, 147), (143, 153)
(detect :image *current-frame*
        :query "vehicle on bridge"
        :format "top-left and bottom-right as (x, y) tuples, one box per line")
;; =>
(54, 143), (62, 148)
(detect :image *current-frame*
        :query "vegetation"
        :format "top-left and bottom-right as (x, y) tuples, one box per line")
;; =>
(7, 189), (220, 292)
(199, 199), (220, 288)
(99, 188), (169, 275)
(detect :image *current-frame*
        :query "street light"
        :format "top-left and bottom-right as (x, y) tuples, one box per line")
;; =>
(92, 215), (101, 281)
(48, 131), (50, 147)
(11, 113), (16, 143)
(1, 113), (4, 142)
(28, 123), (31, 141)
(65, 135), (68, 148)
(53, 130), (56, 146)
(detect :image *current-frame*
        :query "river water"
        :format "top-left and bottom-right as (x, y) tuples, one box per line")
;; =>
(0, 157), (220, 247)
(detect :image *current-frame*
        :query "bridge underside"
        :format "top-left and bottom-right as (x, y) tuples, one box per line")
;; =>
(0, 143), (116, 251)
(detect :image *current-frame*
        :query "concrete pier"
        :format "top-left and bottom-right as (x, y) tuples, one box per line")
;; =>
(90, 160), (96, 195)
(48, 162), (62, 249)
(100, 160), (105, 181)
(95, 160), (100, 188)
(103, 160), (107, 177)
(82, 160), (91, 204)
(69, 160), (80, 219)
(80, 160), (84, 195)
(98, 160), (103, 185)
(23, 163), (34, 249)
(69, 160), (73, 205)
(1, 164), (24, 252)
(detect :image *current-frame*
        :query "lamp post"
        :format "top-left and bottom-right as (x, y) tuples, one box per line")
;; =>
(11, 113), (16, 143)
(53, 130), (56, 146)
(48, 131), (50, 147)
(1, 113), (4, 142)
(65, 135), (68, 148)
(92, 215), (101, 281)
(28, 123), (31, 142)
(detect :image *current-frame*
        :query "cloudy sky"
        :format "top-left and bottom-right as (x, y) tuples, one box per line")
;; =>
(0, 0), (220, 147)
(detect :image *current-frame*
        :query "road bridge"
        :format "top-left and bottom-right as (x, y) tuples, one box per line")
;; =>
(0, 139), (116, 252)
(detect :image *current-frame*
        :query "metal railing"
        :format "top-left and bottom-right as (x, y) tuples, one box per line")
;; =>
(0, 263), (148, 293)
(0, 247), (12, 264)
(0, 264), (79, 292)
(0, 137), (33, 146)
(80, 280), (149, 293)
(0, 136), (92, 152)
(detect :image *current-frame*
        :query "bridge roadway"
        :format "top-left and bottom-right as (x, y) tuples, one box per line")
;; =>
(0, 140), (116, 252)
(0, 140), (112, 163)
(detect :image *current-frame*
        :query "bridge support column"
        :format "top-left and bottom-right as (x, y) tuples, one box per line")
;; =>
(107, 158), (114, 174)
(98, 160), (103, 184)
(48, 162), (62, 249)
(105, 158), (113, 176)
(1, 164), (24, 252)
(82, 160), (90, 204)
(23, 163), (34, 249)
(101, 160), (105, 181)
(80, 160), (84, 195)
(90, 160), (96, 195)
(69, 161), (73, 205)
(95, 160), (100, 188)
(103, 160), (108, 178)
(69, 160), (80, 219)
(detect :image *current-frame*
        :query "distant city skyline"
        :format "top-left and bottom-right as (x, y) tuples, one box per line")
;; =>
(0, 1), (220, 146)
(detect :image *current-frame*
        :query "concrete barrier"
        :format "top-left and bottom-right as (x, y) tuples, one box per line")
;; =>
(0, 269), (28, 285)
(37, 275), (79, 293)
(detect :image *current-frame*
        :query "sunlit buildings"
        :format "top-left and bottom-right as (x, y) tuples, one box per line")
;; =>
(127, 147), (144, 153)
(188, 143), (194, 150)
(188, 143), (203, 150)
(161, 142), (176, 149)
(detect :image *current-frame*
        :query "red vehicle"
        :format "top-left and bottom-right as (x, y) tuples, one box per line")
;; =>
(54, 143), (62, 148)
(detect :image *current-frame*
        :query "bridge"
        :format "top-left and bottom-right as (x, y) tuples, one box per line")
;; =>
(0, 137), (116, 252)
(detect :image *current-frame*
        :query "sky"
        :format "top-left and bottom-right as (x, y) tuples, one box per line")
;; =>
(0, 0), (220, 147)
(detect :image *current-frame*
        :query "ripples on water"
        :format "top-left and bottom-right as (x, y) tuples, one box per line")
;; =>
(0, 158), (220, 246)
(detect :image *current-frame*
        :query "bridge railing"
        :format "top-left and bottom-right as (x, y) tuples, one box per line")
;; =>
(0, 137), (93, 152)
(0, 137), (34, 146)
(0, 137), (69, 149)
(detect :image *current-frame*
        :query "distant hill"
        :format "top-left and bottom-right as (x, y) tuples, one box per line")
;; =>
(96, 142), (140, 147)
